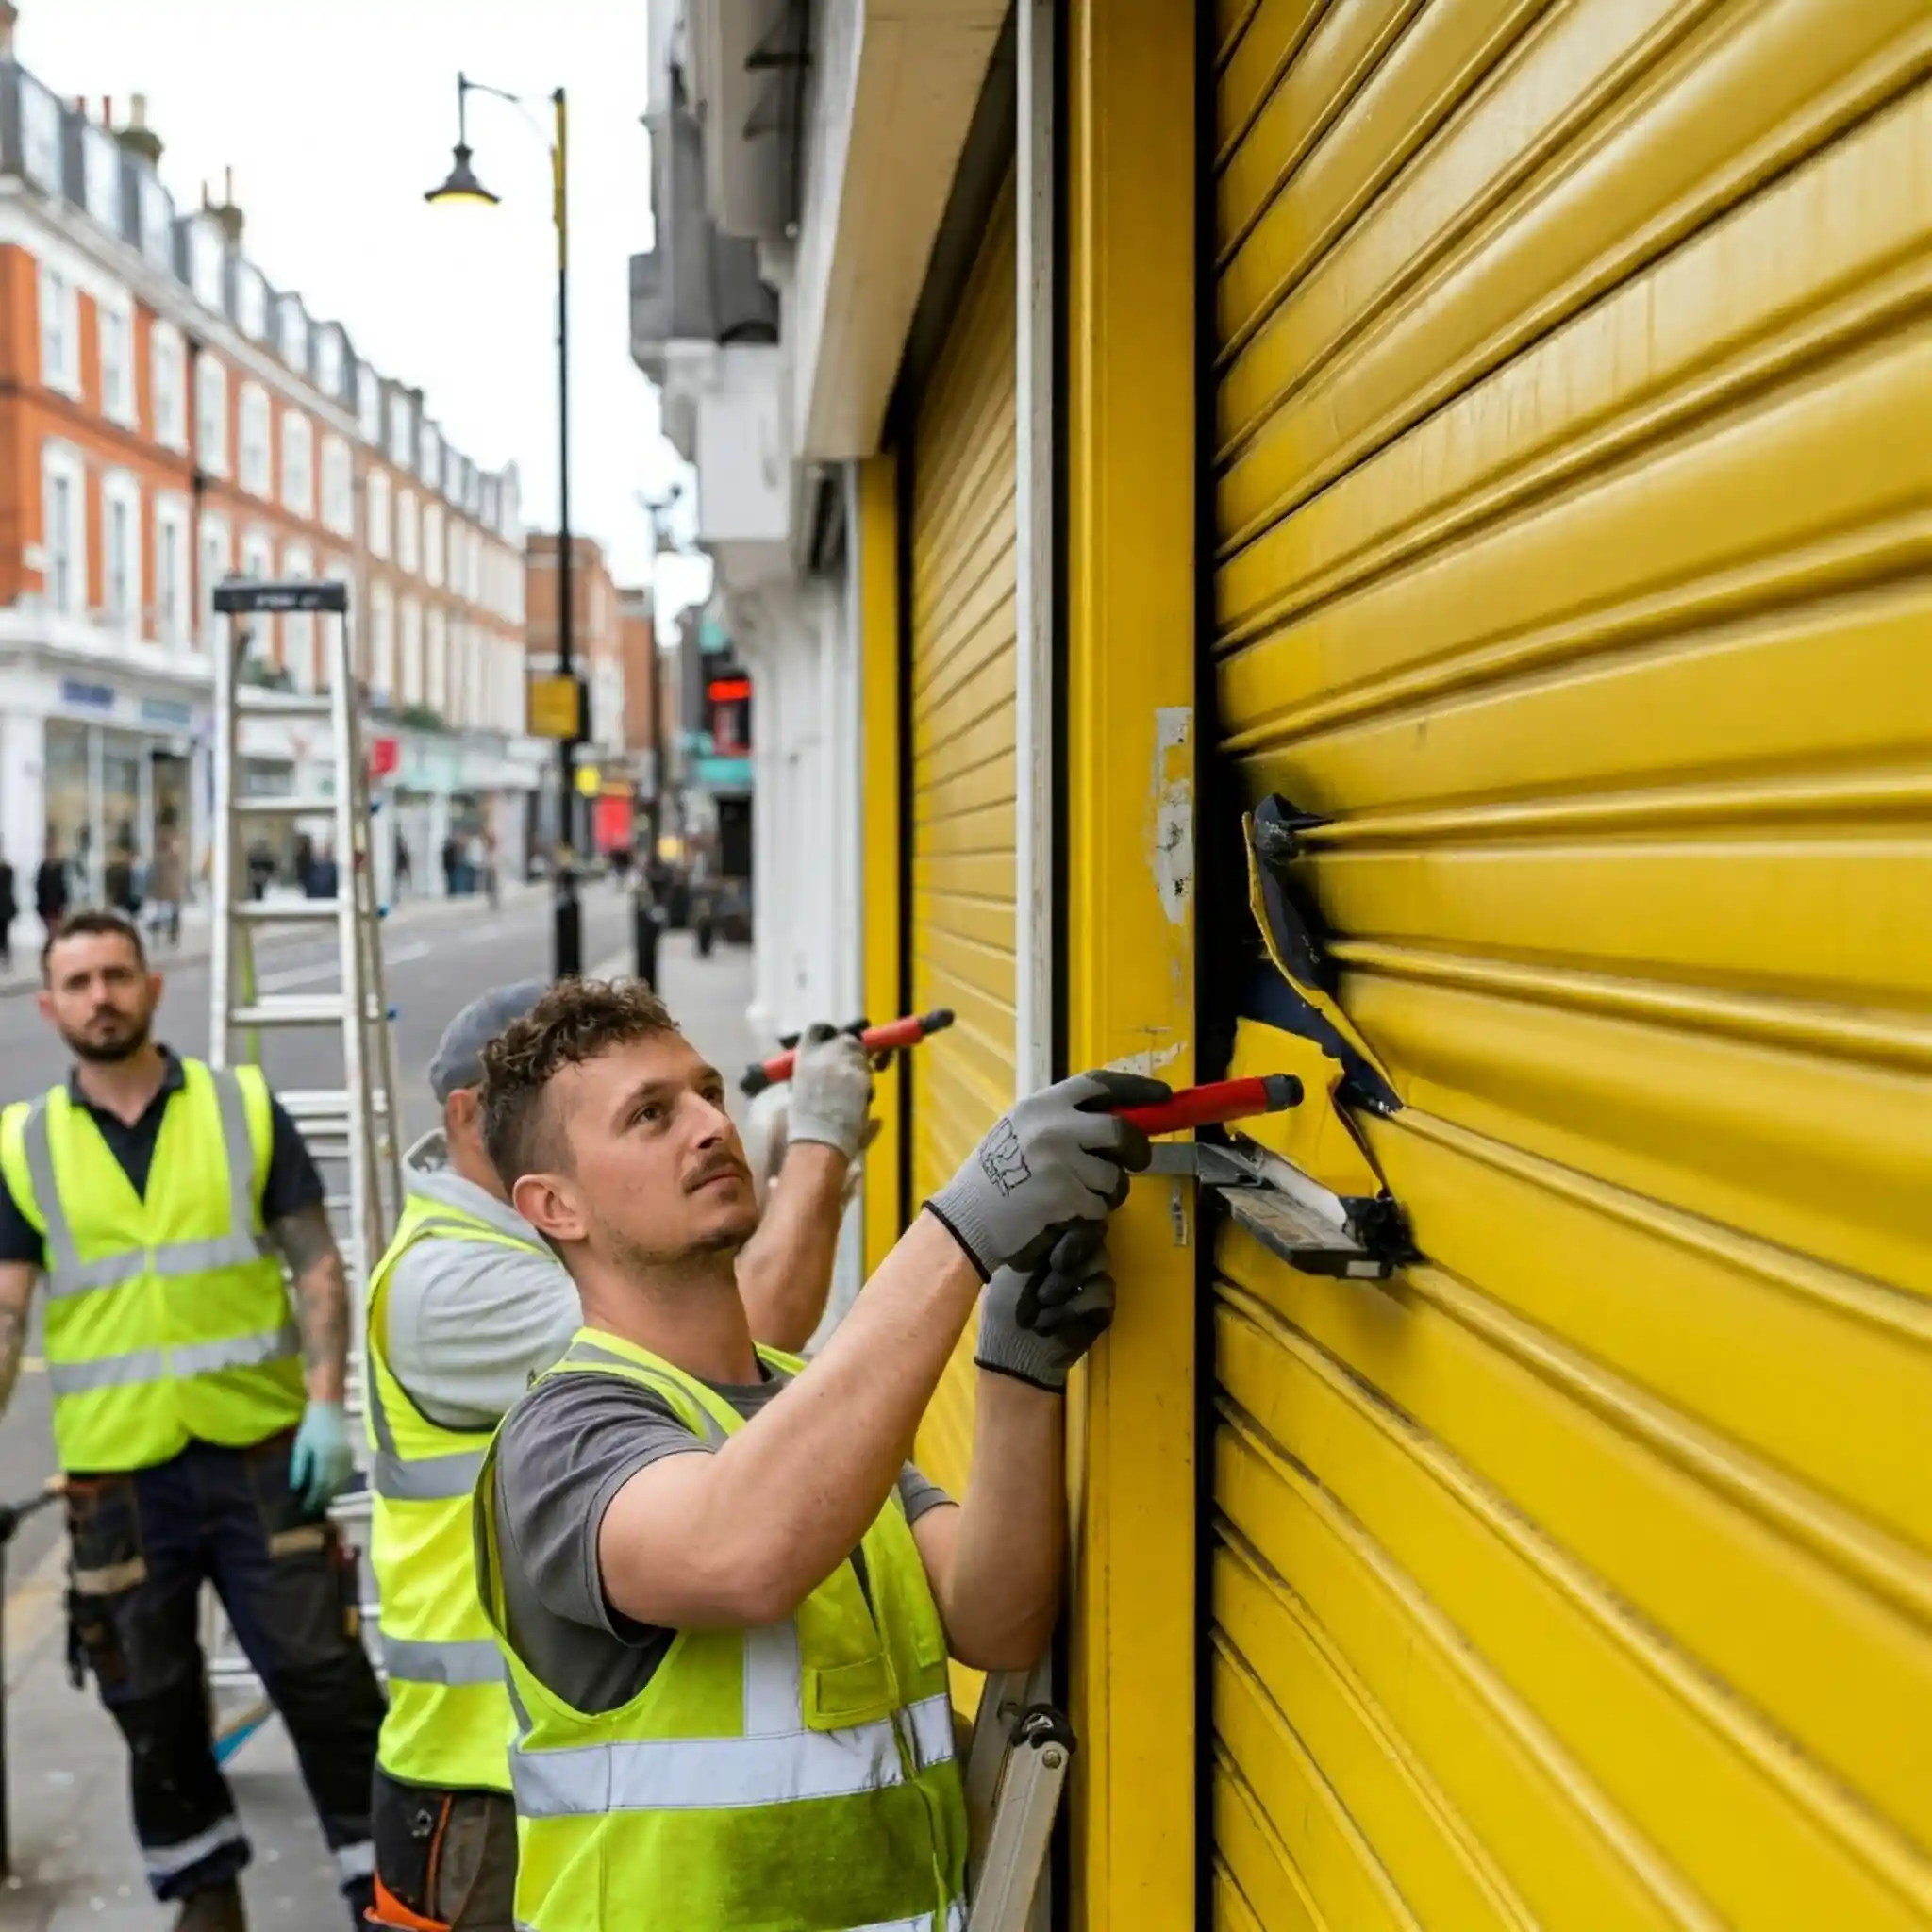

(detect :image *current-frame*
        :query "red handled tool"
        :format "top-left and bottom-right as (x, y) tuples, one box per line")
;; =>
(741, 1008), (957, 1096)
(1118, 1074), (1302, 1136)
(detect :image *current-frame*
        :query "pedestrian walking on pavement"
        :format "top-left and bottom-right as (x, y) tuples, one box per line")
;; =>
(361, 981), (877, 1928)
(35, 839), (70, 933)
(471, 980), (1166, 1931)
(394, 832), (412, 900)
(0, 848), (17, 973)
(147, 823), (186, 948)
(0, 909), (387, 1928)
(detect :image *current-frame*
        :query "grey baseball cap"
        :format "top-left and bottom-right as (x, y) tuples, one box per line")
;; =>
(426, 978), (550, 1102)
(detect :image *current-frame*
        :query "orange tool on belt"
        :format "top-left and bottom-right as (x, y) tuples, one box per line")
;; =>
(740, 1008), (957, 1096)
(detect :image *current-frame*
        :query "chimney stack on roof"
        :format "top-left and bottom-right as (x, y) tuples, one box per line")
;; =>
(0, 5), (19, 62)
(115, 92), (163, 167)
(204, 164), (243, 247)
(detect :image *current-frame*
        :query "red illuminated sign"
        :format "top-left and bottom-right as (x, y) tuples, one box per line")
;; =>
(708, 677), (751, 703)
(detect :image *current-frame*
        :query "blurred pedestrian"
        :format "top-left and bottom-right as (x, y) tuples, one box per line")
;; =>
(0, 848), (16, 974)
(440, 833), (460, 899)
(35, 837), (70, 932)
(307, 842), (340, 901)
(246, 837), (276, 901)
(104, 833), (138, 918)
(394, 832), (412, 900)
(482, 828), (501, 911)
(147, 824), (186, 948)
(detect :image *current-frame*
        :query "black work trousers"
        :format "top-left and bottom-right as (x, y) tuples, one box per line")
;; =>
(63, 1431), (387, 1909)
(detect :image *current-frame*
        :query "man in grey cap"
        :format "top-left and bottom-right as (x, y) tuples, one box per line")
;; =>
(362, 980), (874, 1931)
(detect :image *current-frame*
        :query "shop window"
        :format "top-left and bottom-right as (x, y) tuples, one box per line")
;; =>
(197, 358), (229, 475)
(41, 448), (85, 616)
(99, 299), (135, 425)
(43, 722), (90, 887)
(39, 262), (79, 394)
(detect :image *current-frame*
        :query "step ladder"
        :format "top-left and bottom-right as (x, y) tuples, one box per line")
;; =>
(965, 1660), (1074, 1931)
(203, 576), (402, 1719)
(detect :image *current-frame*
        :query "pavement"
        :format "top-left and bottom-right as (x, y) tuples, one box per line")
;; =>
(0, 887), (759, 1929)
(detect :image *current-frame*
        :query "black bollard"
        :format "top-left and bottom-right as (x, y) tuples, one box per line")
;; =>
(632, 885), (661, 991)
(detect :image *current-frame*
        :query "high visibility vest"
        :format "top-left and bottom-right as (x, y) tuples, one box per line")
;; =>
(477, 1328), (971, 1932)
(0, 1059), (301, 1474)
(365, 1189), (550, 1793)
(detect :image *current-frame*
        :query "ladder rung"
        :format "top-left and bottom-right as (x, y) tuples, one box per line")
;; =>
(230, 997), (392, 1027)
(236, 692), (337, 721)
(280, 1089), (390, 1117)
(236, 793), (338, 817)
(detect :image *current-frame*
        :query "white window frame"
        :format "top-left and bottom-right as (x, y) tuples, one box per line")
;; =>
(388, 393), (414, 470)
(424, 503), (445, 589)
(97, 291), (136, 427)
(317, 328), (344, 400)
(196, 357), (229, 475)
(324, 554), (352, 690)
(321, 436), (353, 537)
(101, 471), (142, 638)
(281, 410), (314, 519)
(236, 263), (268, 341)
(41, 441), (86, 617)
(357, 363), (382, 443)
(20, 78), (61, 189)
(191, 222), (225, 309)
(151, 321), (188, 451)
(39, 261), (79, 396)
(282, 541), (316, 691)
(139, 174), (173, 267)
(425, 605), (448, 712)
(198, 509), (231, 654)
(240, 528), (276, 662)
(366, 469), (392, 560)
(397, 489), (419, 576)
(277, 296), (308, 373)
(154, 493), (191, 648)
(400, 596), (424, 706)
(239, 383), (272, 498)
(371, 578), (396, 703)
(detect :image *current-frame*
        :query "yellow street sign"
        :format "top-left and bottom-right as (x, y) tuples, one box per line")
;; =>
(527, 675), (581, 740)
(574, 763), (602, 798)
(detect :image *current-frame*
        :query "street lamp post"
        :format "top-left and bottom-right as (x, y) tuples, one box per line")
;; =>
(426, 73), (582, 978)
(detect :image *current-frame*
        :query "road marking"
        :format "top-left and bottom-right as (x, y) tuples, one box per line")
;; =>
(257, 940), (431, 991)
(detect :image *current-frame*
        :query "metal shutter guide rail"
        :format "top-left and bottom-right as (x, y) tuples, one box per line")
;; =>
(1144, 1139), (1402, 1279)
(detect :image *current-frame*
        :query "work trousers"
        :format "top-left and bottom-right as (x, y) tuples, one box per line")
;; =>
(63, 1432), (387, 1910)
(371, 1768), (518, 1931)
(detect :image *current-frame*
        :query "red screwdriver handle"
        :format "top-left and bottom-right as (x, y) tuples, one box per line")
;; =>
(1118, 1074), (1302, 1137)
(741, 1008), (957, 1096)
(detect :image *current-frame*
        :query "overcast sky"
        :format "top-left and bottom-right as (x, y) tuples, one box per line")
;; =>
(13, 0), (711, 614)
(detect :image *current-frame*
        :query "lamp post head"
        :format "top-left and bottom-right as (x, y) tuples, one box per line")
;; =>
(425, 142), (500, 207)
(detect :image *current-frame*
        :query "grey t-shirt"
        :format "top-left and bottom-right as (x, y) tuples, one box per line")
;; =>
(491, 1360), (954, 1714)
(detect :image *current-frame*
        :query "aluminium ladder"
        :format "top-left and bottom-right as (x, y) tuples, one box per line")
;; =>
(203, 575), (401, 1724)
(965, 1659), (1074, 1931)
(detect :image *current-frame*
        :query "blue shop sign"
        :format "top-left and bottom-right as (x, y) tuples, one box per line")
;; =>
(59, 678), (115, 712)
(140, 698), (195, 727)
(693, 755), (753, 791)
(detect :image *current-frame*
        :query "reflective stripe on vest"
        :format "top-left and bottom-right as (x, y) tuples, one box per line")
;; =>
(2, 1062), (302, 1473)
(481, 1327), (971, 1932)
(365, 1188), (551, 1791)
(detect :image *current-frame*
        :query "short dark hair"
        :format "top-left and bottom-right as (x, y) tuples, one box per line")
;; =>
(479, 978), (678, 1186)
(42, 908), (147, 983)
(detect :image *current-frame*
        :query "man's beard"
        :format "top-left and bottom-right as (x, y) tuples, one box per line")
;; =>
(62, 1013), (150, 1064)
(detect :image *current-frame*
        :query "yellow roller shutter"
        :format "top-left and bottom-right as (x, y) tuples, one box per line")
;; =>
(908, 172), (1019, 1529)
(1210, 3), (1931, 1927)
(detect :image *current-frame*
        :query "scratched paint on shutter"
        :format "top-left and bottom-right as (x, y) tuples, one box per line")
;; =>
(1210, 0), (1932, 1924)
(908, 174), (1020, 1614)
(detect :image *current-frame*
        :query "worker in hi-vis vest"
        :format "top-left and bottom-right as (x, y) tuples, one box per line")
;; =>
(468, 977), (1167, 1932)
(365, 979), (876, 1931)
(0, 910), (383, 1932)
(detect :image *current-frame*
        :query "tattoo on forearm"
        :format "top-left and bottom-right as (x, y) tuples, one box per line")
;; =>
(272, 1207), (350, 1386)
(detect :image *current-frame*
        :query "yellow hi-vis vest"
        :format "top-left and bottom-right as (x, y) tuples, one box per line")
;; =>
(0, 1058), (301, 1474)
(476, 1328), (971, 1932)
(365, 1189), (548, 1793)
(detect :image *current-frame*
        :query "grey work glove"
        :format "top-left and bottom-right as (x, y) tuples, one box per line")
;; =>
(976, 1224), (1115, 1391)
(787, 1024), (874, 1161)
(925, 1069), (1169, 1279)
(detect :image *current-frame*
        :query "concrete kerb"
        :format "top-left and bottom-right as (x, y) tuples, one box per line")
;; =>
(0, 880), (547, 1001)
